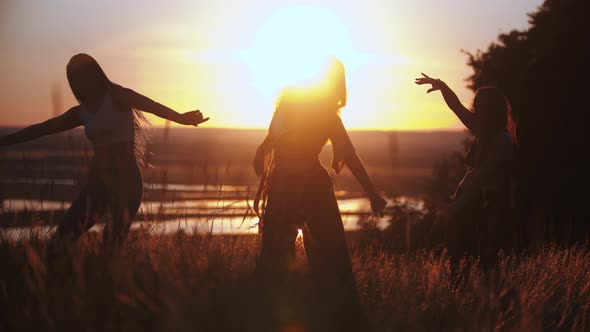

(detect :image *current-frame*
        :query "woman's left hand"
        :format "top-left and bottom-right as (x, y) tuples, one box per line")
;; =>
(370, 194), (387, 218)
(178, 110), (209, 126)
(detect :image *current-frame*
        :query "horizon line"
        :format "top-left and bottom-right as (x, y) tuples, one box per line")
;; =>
(0, 124), (466, 133)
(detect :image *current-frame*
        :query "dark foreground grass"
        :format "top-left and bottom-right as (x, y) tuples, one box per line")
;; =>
(1, 229), (589, 332)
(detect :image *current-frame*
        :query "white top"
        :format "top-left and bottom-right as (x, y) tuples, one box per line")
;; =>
(78, 89), (135, 146)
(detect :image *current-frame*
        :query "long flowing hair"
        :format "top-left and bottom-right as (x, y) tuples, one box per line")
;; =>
(66, 53), (150, 164)
(474, 86), (517, 143)
(326, 56), (347, 109)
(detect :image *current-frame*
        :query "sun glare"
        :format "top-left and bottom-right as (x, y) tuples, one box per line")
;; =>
(239, 6), (363, 100)
(132, 5), (456, 130)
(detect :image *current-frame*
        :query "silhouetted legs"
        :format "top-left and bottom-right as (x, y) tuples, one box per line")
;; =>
(256, 192), (301, 331)
(447, 192), (515, 281)
(49, 165), (143, 253)
(301, 169), (366, 332)
(102, 167), (143, 251)
(257, 216), (298, 278)
(257, 167), (366, 332)
(49, 184), (107, 252)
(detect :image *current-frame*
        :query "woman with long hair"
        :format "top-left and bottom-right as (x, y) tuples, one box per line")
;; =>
(415, 73), (517, 263)
(253, 57), (386, 331)
(0, 53), (209, 250)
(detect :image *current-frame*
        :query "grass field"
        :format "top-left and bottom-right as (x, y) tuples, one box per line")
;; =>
(1, 229), (589, 332)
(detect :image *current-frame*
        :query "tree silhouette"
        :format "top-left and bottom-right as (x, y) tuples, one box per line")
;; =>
(465, 0), (590, 243)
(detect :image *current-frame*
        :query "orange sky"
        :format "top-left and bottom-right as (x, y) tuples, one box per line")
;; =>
(0, 0), (542, 130)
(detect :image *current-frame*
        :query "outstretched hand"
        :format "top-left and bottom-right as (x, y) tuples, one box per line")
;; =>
(178, 110), (209, 127)
(415, 73), (444, 93)
(370, 194), (387, 218)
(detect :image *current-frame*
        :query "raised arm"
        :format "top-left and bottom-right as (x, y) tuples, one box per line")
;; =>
(111, 85), (209, 127)
(0, 107), (81, 146)
(415, 73), (480, 135)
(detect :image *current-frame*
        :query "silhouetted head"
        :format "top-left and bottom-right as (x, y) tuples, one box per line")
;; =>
(473, 86), (516, 141)
(276, 56), (347, 114)
(67, 53), (150, 163)
(320, 56), (347, 108)
(66, 53), (112, 104)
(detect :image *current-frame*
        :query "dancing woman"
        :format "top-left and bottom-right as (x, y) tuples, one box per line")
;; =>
(253, 57), (386, 331)
(415, 73), (517, 261)
(0, 53), (209, 250)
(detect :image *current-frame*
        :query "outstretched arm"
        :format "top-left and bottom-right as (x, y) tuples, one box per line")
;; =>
(415, 73), (480, 135)
(112, 85), (209, 126)
(0, 107), (81, 146)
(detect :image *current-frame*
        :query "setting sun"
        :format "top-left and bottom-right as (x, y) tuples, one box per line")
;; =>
(239, 6), (368, 99)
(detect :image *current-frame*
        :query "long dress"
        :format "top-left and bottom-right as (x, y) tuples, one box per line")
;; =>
(255, 88), (365, 331)
(448, 130), (515, 262)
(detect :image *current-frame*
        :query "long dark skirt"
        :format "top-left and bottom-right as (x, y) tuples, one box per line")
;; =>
(447, 190), (515, 270)
(256, 163), (366, 331)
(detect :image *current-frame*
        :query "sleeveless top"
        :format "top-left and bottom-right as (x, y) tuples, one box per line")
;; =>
(78, 89), (135, 146)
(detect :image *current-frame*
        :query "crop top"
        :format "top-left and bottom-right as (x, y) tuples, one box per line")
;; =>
(78, 89), (135, 146)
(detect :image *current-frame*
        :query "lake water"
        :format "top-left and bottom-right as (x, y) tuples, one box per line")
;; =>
(1, 178), (425, 240)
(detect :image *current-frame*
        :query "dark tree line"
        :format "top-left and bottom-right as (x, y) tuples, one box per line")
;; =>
(465, 0), (590, 244)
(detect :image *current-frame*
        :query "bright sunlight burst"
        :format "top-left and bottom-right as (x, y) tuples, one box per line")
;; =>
(239, 6), (370, 100)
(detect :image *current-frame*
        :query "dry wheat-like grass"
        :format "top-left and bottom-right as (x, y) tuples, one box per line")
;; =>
(1, 228), (589, 332)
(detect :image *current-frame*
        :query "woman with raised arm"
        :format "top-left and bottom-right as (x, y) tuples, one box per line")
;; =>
(0, 53), (209, 251)
(253, 57), (386, 331)
(415, 73), (517, 263)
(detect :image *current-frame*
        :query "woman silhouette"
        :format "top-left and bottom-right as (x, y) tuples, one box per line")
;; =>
(0, 53), (209, 250)
(253, 57), (386, 330)
(415, 73), (516, 262)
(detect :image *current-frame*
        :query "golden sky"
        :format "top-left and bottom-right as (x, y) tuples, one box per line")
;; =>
(0, 0), (542, 130)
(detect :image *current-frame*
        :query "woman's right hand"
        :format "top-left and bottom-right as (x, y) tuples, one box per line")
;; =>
(415, 73), (444, 93)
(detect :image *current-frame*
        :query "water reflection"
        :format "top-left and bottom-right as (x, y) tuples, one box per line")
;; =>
(1, 214), (377, 240)
(1, 177), (424, 240)
(0, 178), (251, 192)
(1, 197), (413, 215)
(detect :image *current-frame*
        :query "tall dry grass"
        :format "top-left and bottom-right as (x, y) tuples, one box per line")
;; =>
(1, 228), (589, 332)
